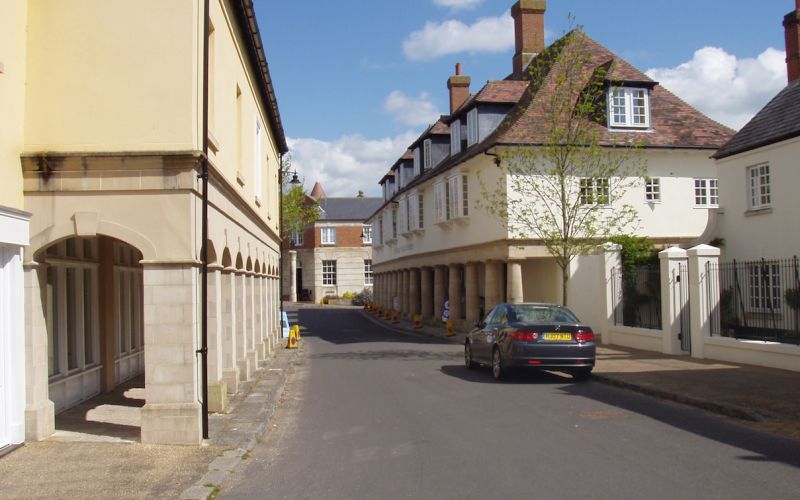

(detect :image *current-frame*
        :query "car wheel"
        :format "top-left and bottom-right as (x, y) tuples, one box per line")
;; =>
(465, 343), (478, 370)
(492, 348), (506, 381)
(571, 367), (592, 382)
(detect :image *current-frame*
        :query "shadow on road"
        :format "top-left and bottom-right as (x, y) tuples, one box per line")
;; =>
(560, 380), (800, 469)
(440, 364), (576, 385)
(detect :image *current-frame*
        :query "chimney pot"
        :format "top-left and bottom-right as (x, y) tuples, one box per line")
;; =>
(448, 63), (471, 114)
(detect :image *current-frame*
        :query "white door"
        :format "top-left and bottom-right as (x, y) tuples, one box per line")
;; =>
(0, 246), (9, 449)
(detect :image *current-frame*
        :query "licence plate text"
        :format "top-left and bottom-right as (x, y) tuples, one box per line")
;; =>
(543, 332), (573, 341)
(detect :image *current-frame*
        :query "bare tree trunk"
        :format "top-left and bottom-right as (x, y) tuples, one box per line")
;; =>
(561, 264), (569, 307)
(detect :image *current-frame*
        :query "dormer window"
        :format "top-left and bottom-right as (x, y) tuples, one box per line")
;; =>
(608, 87), (650, 129)
(423, 139), (432, 170)
(413, 149), (421, 177)
(467, 108), (479, 146)
(450, 119), (462, 155)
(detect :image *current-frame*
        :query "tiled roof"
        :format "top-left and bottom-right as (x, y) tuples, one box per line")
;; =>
(496, 32), (734, 149)
(318, 197), (384, 221)
(475, 81), (529, 104)
(713, 80), (800, 159)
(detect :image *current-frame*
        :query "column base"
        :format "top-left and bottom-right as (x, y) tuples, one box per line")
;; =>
(223, 367), (240, 394)
(141, 402), (202, 445)
(208, 381), (229, 413)
(25, 400), (55, 441)
(247, 349), (258, 369)
(256, 341), (268, 361)
(238, 358), (252, 381)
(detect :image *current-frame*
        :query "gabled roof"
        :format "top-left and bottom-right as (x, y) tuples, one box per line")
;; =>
(449, 80), (529, 119)
(713, 79), (800, 159)
(494, 32), (733, 149)
(407, 119), (451, 150)
(317, 197), (384, 221)
(309, 181), (327, 200)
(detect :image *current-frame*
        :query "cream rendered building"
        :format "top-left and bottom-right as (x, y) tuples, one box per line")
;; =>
(0, 0), (32, 453)
(369, 0), (733, 335)
(18, 0), (287, 445)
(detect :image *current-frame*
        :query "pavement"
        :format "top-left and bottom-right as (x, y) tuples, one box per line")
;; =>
(1, 303), (798, 499)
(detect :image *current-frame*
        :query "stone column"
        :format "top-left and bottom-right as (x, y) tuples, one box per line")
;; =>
(688, 245), (721, 360)
(254, 273), (266, 361)
(420, 267), (433, 320)
(236, 270), (251, 381)
(23, 261), (55, 441)
(288, 250), (297, 302)
(207, 264), (227, 412)
(434, 266), (446, 322)
(401, 269), (409, 317)
(600, 244), (622, 345)
(98, 237), (116, 393)
(448, 264), (463, 324)
(484, 261), (503, 314)
(659, 247), (689, 355)
(409, 268), (421, 317)
(246, 271), (258, 368)
(390, 272), (398, 311)
(221, 267), (239, 393)
(141, 263), (201, 445)
(465, 262), (480, 326)
(507, 261), (524, 303)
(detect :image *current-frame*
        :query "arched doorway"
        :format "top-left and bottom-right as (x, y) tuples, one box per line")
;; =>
(39, 236), (144, 413)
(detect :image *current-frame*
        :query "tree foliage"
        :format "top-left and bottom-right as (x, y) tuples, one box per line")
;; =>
(280, 155), (319, 238)
(479, 29), (646, 306)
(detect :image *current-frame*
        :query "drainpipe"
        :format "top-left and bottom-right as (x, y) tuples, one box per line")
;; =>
(198, 0), (211, 440)
(279, 153), (286, 323)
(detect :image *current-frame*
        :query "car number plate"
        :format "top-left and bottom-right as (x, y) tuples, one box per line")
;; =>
(543, 332), (572, 341)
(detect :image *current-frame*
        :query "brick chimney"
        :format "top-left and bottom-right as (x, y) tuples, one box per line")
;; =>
(512, 0), (547, 77)
(785, 0), (800, 83)
(447, 63), (471, 114)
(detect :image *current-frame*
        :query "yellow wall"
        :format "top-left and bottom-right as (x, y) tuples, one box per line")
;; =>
(208, 0), (281, 234)
(23, 0), (202, 153)
(0, 0), (27, 210)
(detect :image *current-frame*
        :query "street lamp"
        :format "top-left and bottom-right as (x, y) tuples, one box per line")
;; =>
(278, 163), (302, 339)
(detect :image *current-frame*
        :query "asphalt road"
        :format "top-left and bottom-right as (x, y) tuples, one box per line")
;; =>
(219, 307), (800, 500)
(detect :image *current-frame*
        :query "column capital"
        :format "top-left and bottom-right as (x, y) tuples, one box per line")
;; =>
(208, 264), (224, 272)
(23, 260), (47, 270)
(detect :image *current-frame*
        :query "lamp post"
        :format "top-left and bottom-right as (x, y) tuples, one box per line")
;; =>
(278, 161), (302, 328)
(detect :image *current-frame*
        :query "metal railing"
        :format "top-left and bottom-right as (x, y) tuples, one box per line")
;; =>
(708, 256), (800, 345)
(612, 264), (662, 330)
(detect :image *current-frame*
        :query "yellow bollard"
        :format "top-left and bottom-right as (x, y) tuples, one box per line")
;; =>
(446, 320), (455, 337)
(286, 328), (298, 349)
(292, 324), (301, 340)
(413, 314), (422, 329)
(391, 310), (400, 324)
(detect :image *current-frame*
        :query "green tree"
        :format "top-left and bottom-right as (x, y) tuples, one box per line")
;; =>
(479, 29), (646, 306)
(280, 155), (319, 238)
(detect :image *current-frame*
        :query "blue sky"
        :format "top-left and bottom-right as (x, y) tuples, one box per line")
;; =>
(255, 0), (793, 196)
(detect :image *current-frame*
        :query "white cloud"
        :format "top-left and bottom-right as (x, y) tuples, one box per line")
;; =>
(433, 0), (485, 10)
(287, 132), (419, 197)
(403, 12), (514, 61)
(646, 47), (786, 130)
(383, 90), (442, 127)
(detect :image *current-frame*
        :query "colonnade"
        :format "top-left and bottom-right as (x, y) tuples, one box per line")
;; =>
(372, 260), (526, 329)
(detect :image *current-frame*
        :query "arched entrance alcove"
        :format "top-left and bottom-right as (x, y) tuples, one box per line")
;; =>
(37, 235), (144, 415)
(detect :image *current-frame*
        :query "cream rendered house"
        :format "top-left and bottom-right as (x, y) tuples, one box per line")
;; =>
(19, 0), (287, 445)
(369, 0), (733, 333)
(0, 0), (32, 453)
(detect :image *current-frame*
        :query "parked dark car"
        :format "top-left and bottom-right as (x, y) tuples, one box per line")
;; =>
(465, 303), (596, 381)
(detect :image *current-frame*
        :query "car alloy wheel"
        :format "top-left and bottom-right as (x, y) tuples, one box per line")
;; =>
(465, 343), (478, 370)
(492, 348), (505, 381)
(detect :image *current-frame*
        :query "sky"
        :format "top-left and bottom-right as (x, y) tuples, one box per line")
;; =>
(255, 0), (793, 197)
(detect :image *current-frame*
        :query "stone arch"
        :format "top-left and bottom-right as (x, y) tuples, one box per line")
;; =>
(254, 260), (262, 274)
(206, 240), (218, 266)
(245, 257), (253, 272)
(29, 219), (157, 261)
(235, 253), (244, 270)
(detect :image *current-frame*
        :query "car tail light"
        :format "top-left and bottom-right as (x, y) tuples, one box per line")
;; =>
(527, 360), (542, 365)
(511, 331), (538, 341)
(575, 329), (595, 342)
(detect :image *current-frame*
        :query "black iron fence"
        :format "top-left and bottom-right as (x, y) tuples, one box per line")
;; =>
(612, 264), (662, 330)
(708, 256), (800, 345)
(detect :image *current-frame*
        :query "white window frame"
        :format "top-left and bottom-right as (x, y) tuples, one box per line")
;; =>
(418, 191), (425, 230)
(391, 207), (397, 239)
(423, 139), (433, 171)
(407, 193), (417, 232)
(364, 259), (373, 285)
(466, 108), (479, 147)
(747, 262), (781, 312)
(645, 177), (661, 203)
(254, 117), (263, 203)
(321, 227), (336, 245)
(413, 149), (421, 178)
(434, 181), (446, 223)
(362, 224), (372, 245)
(608, 87), (650, 129)
(398, 195), (409, 235)
(747, 163), (771, 210)
(694, 178), (719, 207)
(290, 230), (304, 247)
(579, 178), (610, 206)
(450, 119), (462, 155)
(322, 260), (337, 286)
